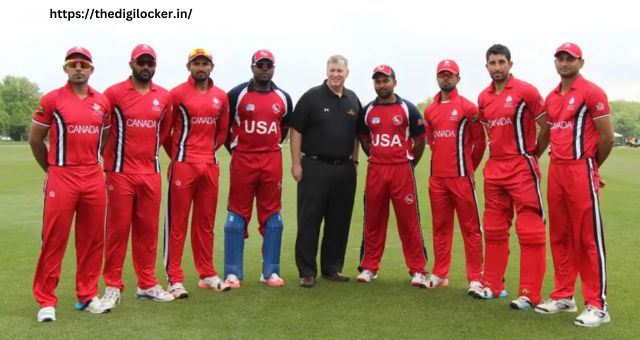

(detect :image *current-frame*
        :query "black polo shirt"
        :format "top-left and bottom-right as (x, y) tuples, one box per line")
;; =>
(290, 80), (361, 158)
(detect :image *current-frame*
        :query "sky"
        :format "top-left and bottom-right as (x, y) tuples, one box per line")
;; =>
(2, 0), (639, 105)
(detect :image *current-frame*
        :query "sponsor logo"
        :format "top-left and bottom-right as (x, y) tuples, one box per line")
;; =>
(126, 119), (157, 128)
(49, 190), (56, 198)
(191, 116), (217, 125)
(243, 120), (278, 134)
(596, 102), (605, 111)
(433, 129), (456, 138)
(371, 117), (380, 125)
(245, 104), (255, 112)
(272, 104), (281, 114)
(404, 194), (414, 204)
(392, 115), (403, 126)
(550, 121), (574, 130)
(67, 124), (100, 134)
(175, 179), (182, 187)
(487, 117), (513, 128)
(346, 109), (356, 116)
(324, 108), (330, 112)
(371, 133), (402, 147)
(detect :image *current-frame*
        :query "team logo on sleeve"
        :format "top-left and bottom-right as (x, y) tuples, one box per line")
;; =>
(372, 117), (381, 125)
(272, 103), (281, 114)
(35, 104), (45, 116)
(596, 102), (605, 111)
(245, 104), (255, 112)
(49, 190), (56, 198)
(392, 115), (403, 126)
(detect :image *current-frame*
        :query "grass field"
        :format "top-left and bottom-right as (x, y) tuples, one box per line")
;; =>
(0, 143), (638, 339)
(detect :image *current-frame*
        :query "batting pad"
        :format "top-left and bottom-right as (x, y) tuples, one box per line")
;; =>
(224, 211), (246, 280)
(262, 212), (283, 278)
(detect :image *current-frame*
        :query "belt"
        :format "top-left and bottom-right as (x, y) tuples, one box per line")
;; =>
(305, 154), (351, 165)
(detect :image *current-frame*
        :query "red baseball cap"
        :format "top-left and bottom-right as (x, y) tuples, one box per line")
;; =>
(131, 44), (157, 60)
(188, 48), (213, 63)
(555, 42), (582, 58)
(372, 64), (395, 78)
(65, 46), (92, 62)
(437, 59), (459, 75)
(252, 49), (274, 63)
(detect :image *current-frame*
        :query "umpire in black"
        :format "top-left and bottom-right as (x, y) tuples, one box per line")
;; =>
(290, 55), (361, 287)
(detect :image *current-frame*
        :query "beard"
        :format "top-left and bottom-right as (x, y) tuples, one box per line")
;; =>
(132, 70), (153, 83)
(439, 84), (455, 93)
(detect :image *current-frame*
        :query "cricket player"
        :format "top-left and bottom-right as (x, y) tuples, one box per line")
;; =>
(100, 44), (174, 308)
(163, 48), (231, 298)
(29, 46), (111, 322)
(223, 49), (293, 288)
(534, 43), (614, 328)
(356, 65), (428, 287)
(423, 59), (486, 295)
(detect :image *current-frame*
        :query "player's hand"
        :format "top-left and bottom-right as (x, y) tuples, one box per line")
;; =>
(599, 178), (606, 188)
(292, 163), (303, 182)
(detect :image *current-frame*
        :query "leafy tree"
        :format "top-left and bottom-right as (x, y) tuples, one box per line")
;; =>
(610, 100), (640, 137)
(416, 97), (433, 113)
(0, 76), (41, 141)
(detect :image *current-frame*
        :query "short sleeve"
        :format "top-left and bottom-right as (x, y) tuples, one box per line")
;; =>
(32, 91), (55, 127)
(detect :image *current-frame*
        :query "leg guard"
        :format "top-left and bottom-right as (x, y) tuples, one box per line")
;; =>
(262, 213), (283, 278)
(224, 211), (246, 280)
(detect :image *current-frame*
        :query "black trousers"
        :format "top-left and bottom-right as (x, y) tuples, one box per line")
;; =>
(295, 157), (357, 277)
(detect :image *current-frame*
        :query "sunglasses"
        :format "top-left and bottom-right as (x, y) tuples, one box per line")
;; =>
(253, 62), (274, 69)
(135, 59), (156, 67)
(64, 59), (92, 69)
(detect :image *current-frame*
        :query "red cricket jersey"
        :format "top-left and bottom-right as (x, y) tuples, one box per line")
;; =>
(358, 95), (426, 164)
(424, 89), (486, 177)
(545, 75), (610, 160)
(102, 78), (170, 174)
(32, 82), (110, 166)
(165, 77), (229, 163)
(227, 80), (293, 152)
(478, 75), (545, 160)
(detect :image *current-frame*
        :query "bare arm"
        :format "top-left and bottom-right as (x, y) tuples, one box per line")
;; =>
(535, 113), (550, 158)
(411, 138), (426, 167)
(290, 128), (303, 182)
(29, 122), (50, 172)
(594, 116), (614, 167)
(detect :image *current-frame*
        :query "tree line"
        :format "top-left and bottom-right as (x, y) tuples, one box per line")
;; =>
(0, 75), (639, 141)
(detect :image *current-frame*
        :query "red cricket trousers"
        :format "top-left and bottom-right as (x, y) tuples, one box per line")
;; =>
(103, 172), (161, 291)
(429, 175), (483, 282)
(482, 156), (546, 303)
(164, 161), (219, 284)
(547, 158), (608, 310)
(33, 165), (106, 307)
(227, 150), (282, 235)
(359, 162), (427, 275)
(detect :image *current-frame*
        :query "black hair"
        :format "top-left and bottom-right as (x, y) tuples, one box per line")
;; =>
(486, 44), (511, 61)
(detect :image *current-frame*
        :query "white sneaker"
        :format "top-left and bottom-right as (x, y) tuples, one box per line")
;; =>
(36, 306), (56, 322)
(198, 276), (231, 292)
(260, 273), (285, 287)
(356, 269), (377, 283)
(476, 287), (508, 300)
(100, 286), (121, 309)
(136, 284), (175, 302)
(511, 296), (534, 310)
(411, 273), (427, 287)
(574, 306), (611, 327)
(534, 297), (578, 314)
(467, 281), (483, 297)
(75, 296), (110, 314)
(225, 274), (241, 289)
(425, 274), (449, 289)
(168, 282), (189, 299)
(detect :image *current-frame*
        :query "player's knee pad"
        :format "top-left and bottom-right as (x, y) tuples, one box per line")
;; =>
(224, 211), (246, 279)
(262, 212), (283, 278)
(516, 212), (546, 246)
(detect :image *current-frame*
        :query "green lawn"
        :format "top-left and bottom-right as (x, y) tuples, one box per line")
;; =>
(0, 143), (638, 339)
